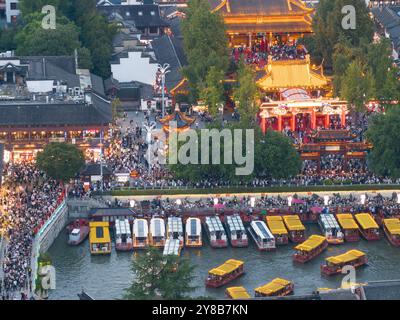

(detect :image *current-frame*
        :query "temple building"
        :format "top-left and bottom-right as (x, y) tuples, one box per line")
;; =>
(209, 0), (314, 46)
(257, 55), (330, 96)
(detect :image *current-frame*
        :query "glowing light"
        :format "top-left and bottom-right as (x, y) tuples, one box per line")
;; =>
(176, 199), (182, 206)
(129, 200), (136, 208)
(288, 196), (293, 207)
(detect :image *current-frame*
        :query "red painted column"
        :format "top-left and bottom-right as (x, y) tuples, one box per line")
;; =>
(291, 114), (296, 131)
(325, 114), (330, 129)
(277, 115), (282, 131)
(311, 109), (316, 130)
(261, 117), (267, 134)
(341, 109), (346, 128)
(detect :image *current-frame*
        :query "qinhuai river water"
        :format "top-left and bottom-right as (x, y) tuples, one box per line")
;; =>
(48, 225), (400, 300)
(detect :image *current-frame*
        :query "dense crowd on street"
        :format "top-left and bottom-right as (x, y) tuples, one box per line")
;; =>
(0, 163), (63, 300)
(110, 192), (400, 218)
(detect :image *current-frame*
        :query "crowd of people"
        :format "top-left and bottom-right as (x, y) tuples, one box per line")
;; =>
(0, 163), (64, 300)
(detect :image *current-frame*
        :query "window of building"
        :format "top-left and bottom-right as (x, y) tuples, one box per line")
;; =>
(10, 2), (17, 10)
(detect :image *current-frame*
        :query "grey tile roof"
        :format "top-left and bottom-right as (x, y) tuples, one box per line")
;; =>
(98, 4), (170, 28)
(0, 95), (111, 127)
(152, 34), (185, 90)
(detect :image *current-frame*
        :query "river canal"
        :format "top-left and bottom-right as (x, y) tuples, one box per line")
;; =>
(48, 225), (400, 300)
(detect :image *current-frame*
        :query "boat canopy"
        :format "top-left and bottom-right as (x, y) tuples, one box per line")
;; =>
(226, 215), (245, 232)
(226, 286), (251, 299)
(186, 218), (201, 236)
(326, 250), (365, 265)
(150, 218), (165, 237)
(355, 213), (379, 230)
(167, 217), (183, 234)
(336, 214), (359, 230)
(266, 216), (288, 235)
(283, 215), (306, 231)
(163, 238), (181, 256)
(115, 219), (131, 236)
(251, 221), (274, 240)
(209, 259), (244, 277)
(320, 214), (341, 230)
(89, 221), (110, 244)
(133, 219), (148, 238)
(384, 218), (400, 235)
(255, 278), (291, 296)
(206, 216), (225, 232)
(294, 235), (326, 252)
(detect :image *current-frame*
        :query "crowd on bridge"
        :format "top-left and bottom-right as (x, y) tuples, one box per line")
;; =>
(0, 163), (64, 300)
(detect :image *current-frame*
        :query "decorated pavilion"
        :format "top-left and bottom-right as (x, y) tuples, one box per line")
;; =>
(159, 104), (195, 134)
(209, 0), (314, 47)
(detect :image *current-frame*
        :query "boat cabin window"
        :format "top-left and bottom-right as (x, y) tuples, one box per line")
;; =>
(96, 227), (104, 239)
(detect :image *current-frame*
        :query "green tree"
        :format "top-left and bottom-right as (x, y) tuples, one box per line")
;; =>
(366, 107), (400, 179)
(309, 0), (373, 67)
(15, 14), (81, 56)
(254, 130), (302, 179)
(124, 248), (196, 300)
(200, 66), (225, 118)
(181, 0), (229, 99)
(340, 59), (375, 113)
(233, 60), (259, 125)
(36, 142), (85, 182)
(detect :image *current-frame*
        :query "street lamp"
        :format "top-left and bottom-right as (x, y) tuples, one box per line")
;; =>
(157, 63), (171, 118)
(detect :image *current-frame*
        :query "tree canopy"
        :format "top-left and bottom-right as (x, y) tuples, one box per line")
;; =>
(124, 248), (196, 300)
(366, 107), (400, 179)
(181, 0), (229, 100)
(36, 142), (85, 182)
(7, 0), (117, 78)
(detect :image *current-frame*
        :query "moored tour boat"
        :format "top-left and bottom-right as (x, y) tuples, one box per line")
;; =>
(383, 218), (400, 247)
(354, 213), (380, 241)
(292, 235), (328, 263)
(185, 217), (202, 248)
(114, 219), (133, 251)
(67, 219), (89, 246)
(163, 238), (182, 256)
(321, 250), (367, 276)
(318, 214), (344, 245)
(167, 217), (184, 247)
(204, 216), (228, 248)
(254, 278), (294, 297)
(283, 215), (306, 243)
(89, 221), (111, 255)
(225, 214), (248, 247)
(336, 214), (360, 242)
(205, 259), (244, 288)
(266, 216), (289, 245)
(149, 217), (166, 248)
(132, 218), (149, 249)
(225, 286), (251, 300)
(248, 220), (275, 251)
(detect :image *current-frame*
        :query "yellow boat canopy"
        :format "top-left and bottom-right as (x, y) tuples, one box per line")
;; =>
(89, 221), (111, 244)
(326, 250), (365, 265)
(283, 215), (306, 231)
(384, 218), (400, 236)
(226, 286), (251, 299)
(294, 235), (326, 252)
(255, 278), (292, 296)
(355, 213), (379, 230)
(336, 214), (359, 230)
(209, 259), (244, 277)
(266, 216), (288, 235)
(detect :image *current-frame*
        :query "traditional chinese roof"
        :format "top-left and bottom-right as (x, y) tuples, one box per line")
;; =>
(210, 0), (314, 34)
(159, 104), (195, 133)
(257, 55), (329, 91)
